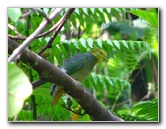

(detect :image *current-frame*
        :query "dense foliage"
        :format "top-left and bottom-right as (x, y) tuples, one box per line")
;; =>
(8, 8), (158, 121)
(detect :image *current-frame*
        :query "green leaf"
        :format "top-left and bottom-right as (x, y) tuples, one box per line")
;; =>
(82, 8), (89, 15)
(105, 8), (111, 13)
(106, 39), (113, 47)
(8, 8), (22, 22)
(53, 36), (60, 45)
(70, 14), (77, 28)
(42, 8), (50, 15)
(122, 40), (129, 49)
(32, 88), (51, 98)
(87, 38), (94, 48)
(96, 38), (103, 48)
(98, 8), (104, 12)
(8, 63), (32, 118)
(132, 99), (158, 121)
(63, 22), (70, 32)
(111, 8), (120, 21)
(75, 8), (80, 15)
(52, 46), (63, 65)
(58, 43), (69, 59)
(58, 38), (151, 61)
(96, 9), (106, 23)
(71, 39), (79, 49)
(79, 38), (87, 48)
(91, 73), (98, 85)
(129, 41), (135, 50)
(119, 8), (126, 19)
(104, 76), (112, 92)
(97, 74), (104, 93)
(113, 40), (120, 49)
(90, 8), (95, 14)
(129, 10), (158, 29)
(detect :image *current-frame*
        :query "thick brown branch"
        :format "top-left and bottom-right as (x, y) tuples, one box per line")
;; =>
(8, 38), (123, 121)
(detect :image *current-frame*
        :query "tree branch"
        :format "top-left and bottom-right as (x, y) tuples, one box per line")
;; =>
(20, 9), (34, 18)
(31, 8), (51, 22)
(8, 8), (64, 62)
(8, 38), (123, 121)
(31, 79), (47, 89)
(8, 34), (27, 40)
(8, 8), (75, 41)
(8, 23), (23, 37)
(38, 8), (75, 55)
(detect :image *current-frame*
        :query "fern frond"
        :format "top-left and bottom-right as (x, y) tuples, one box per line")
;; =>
(53, 38), (151, 65)
(115, 99), (158, 121)
(83, 72), (131, 95)
(132, 99), (158, 121)
(59, 8), (130, 32)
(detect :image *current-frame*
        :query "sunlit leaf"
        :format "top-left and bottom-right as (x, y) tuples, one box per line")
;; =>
(8, 8), (22, 22)
(130, 10), (158, 29)
(8, 63), (32, 118)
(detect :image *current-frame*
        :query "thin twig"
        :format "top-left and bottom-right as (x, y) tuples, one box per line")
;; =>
(8, 8), (75, 41)
(139, 90), (151, 101)
(31, 8), (51, 22)
(8, 8), (64, 62)
(8, 34), (27, 40)
(20, 9), (34, 18)
(38, 8), (75, 55)
(8, 23), (23, 37)
(37, 8), (75, 38)
(38, 30), (57, 55)
(8, 8), (51, 40)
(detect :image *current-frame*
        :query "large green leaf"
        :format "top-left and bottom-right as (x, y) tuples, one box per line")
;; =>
(129, 10), (158, 29)
(8, 63), (32, 118)
(8, 8), (22, 22)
